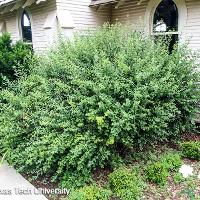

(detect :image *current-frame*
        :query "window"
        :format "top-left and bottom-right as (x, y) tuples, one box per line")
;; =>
(21, 10), (32, 43)
(152, 0), (178, 52)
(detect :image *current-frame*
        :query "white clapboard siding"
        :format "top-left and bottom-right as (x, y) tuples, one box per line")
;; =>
(0, 0), (110, 51)
(28, 0), (57, 51)
(0, 11), (19, 42)
(111, 0), (148, 29)
(56, 0), (111, 31)
(185, 0), (200, 50)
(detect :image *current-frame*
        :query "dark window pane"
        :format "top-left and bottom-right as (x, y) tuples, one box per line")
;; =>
(153, 0), (178, 32)
(154, 34), (178, 53)
(153, 0), (178, 53)
(21, 11), (32, 43)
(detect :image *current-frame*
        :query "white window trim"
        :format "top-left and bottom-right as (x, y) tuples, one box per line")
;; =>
(152, 32), (179, 36)
(144, 0), (187, 37)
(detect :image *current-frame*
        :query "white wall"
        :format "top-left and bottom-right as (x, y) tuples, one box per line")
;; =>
(111, 0), (147, 30)
(29, 0), (57, 51)
(185, 0), (200, 51)
(56, 0), (111, 31)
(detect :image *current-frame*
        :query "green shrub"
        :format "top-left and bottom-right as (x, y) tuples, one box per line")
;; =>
(173, 172), (184, 184)
(160, 152), (182, 171)
(0, 33), (33, 89)
(68, 185), (111, 200)
(181, 141), (200, 160)
(145, 152), (182, 185)
(145, 162), (169, 185)
(0, 24), (199, 187)
(108, 168), (144, 200)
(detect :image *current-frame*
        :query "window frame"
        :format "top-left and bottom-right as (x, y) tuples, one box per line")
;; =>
(144, 0), (187, 42)
(18, 9), (33, 45)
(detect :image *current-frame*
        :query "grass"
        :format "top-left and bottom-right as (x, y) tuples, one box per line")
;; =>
(0, 151), (7, 167)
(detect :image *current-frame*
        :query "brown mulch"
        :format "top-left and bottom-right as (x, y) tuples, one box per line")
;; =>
(22, 174), (65, 200)
(92, 168), (111, 187)
(181, 132), (200, 142)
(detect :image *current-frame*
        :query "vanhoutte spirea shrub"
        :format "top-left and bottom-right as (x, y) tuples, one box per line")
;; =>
(0, 24), (199, 187)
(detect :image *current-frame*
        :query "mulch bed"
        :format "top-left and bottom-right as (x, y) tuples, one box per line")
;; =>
(22, 132), (200, 200)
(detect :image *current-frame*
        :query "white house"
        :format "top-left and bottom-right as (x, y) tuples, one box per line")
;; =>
(0, 0), (198, 52)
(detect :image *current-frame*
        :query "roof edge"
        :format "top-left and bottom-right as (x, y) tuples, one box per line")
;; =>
(90, 0), (118, 7)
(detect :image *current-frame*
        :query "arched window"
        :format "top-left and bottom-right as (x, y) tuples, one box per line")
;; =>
(153, 0), (178, 52)
(21, 10), (32, 43)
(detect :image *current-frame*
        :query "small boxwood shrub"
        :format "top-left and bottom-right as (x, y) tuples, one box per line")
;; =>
(145, 162), (169, 185)
(0, 24), (199, 187)
(181, 141), (200, 160)
(0, 33), (33, 89)
(108, 168), (144, 200)
(173, 172), (184, 184)
(68, 185), (111, 200)
(160, 152), (182, 171)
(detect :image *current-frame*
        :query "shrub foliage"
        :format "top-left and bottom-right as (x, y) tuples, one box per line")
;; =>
(181, 141), (200, 160)
(0, 24), (199, 187)
(145, 161), (169, 185)
(68, 185), (111, 200)
(160, 152), (182, 171)
(0, 33), (33, 88)
(108, 168), (144, 200)
(145, 152), (182, 185)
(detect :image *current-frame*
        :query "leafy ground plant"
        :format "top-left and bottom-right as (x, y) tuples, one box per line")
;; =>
(145, 152), (182, 186)
(145, 161), (169, 186)
(160, 152), (182, 171)
(108, 167), (144, 200)
(68, 184), (111, 200)
(181, 141), (200, 160)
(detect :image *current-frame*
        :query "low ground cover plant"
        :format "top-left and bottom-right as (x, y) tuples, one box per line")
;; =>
(108, 167), (144, 200)
(0, 33), (33, 89)
(145, 152), (182, 185)
(68, 184), (111, 200)
(181, 141), (200, 160)
(160, 152), (182, 171)
(0, 24), (199, 188)
(145, 161), (169, 185)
